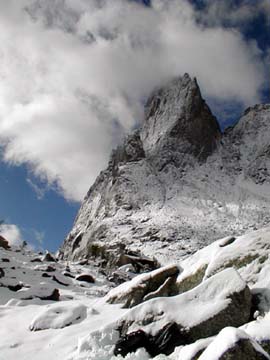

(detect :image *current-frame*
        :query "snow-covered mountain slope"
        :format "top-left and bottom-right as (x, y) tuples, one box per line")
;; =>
(3, 226), (270, 359)
(59, 74), (270, 263)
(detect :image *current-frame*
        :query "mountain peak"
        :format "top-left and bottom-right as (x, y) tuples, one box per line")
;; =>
(141, 74), (221, 167)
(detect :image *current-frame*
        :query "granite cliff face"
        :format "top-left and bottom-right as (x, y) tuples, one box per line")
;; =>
(59, 74), (270, 263)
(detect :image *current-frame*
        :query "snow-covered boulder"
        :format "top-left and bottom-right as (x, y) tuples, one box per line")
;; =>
(177, 227), (270, 294)
(115, 268), (251, 356)
(198, 327), (270, 360)
(29, 302), (87, 331)
(106, 264), (180, 308)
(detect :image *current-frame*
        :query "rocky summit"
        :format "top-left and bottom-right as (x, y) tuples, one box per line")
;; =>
(59, 74), (270, 264)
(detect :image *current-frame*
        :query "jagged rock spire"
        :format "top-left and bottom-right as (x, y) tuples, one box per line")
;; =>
(141, 74), (221, 167)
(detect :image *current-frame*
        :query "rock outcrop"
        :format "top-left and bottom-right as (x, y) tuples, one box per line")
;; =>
(59, 74), (270, 264)
(106, 264), (180, 308)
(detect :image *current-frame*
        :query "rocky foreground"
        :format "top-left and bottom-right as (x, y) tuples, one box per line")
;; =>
(2, 226), (270, 359)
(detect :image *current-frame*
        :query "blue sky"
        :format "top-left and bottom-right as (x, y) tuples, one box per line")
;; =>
(0, 161), (79, 251)
(0, 0), (269, 252)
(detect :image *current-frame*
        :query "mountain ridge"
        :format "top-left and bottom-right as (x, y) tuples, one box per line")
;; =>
(59, 74), (270, 264)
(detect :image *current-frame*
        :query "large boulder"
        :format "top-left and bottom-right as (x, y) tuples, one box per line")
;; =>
(198, 327), (270, 360)
(115, 268), (252, 356)
(106, 264), (180, 308)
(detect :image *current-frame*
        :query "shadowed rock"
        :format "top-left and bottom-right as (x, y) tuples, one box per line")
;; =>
(75, 274), (95, 283)
(42, 251), (56, 262)
(0, 236), (10, 250)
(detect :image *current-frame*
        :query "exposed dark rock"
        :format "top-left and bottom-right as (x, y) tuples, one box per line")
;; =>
(75, 274), (95, 283)
(45, 265), (56, 272)
(62, 271), (75, 279)
(114, 329), (149, 357)
(149, 322), (189, 356)
(42, 273), (51, 278)
(0, 267), (5, 278)
(52, 275), (70, 286)
(0, 236), (10, 250)
(31, 258), (42, 263)
(7, 283), (23, 292)
(114, 323), (195, 358)
(41, 288), (60, 301)
(42, 251), (56, 262)
(1, 258), (10, 263)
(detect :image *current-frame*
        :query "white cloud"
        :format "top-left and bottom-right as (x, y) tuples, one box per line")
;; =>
(0, 0), (267, 201)
(196, 0), (270, 27)
(0, 224), (24, 246)
(26, 178), (46, 200)
(32, 229), (45, 247)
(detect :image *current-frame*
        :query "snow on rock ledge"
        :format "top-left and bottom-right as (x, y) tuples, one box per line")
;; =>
(198, 327), (270, 360)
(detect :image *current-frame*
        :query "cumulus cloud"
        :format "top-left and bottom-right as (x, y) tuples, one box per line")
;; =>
(0, 224), (24, 246)
(0, 0), (267, 201)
